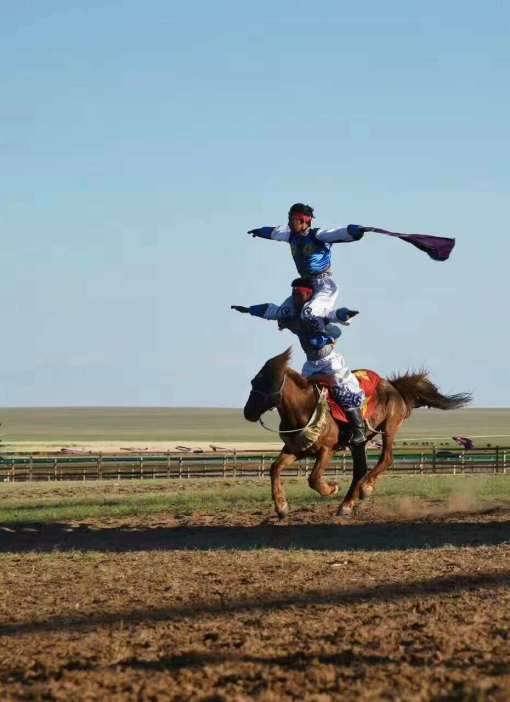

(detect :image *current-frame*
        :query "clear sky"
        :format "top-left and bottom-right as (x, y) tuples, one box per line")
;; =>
(1, 1), (509, 407)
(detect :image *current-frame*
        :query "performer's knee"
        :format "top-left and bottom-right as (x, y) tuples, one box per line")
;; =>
(331, 385), (365, 410)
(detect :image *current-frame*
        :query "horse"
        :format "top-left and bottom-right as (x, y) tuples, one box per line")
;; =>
(243, 348), (471, 518)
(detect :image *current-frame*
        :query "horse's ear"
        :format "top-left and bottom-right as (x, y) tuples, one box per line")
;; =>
(276, 346), (292, 371)
(265, 347), (293, 379)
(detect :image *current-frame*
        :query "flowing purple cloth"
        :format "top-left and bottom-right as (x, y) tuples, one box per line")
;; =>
(365, 227), (455, 261)
(453, 436), (474, 450)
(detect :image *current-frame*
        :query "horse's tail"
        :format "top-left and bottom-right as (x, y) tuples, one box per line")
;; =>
(389, 370), (472, 413)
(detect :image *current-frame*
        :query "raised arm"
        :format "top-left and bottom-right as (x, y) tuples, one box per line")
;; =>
(247, 224), (291, 242)
(315, 224), (365, 243)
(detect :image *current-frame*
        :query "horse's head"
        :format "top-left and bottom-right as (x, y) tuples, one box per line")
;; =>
(243, 348), (291, 422)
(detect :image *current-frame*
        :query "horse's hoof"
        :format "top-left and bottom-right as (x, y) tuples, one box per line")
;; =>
(360, 483), (374, 500)
(276, 503), (289, 519)
(329, 483), (339, 497)
(337, 502), (354, 518)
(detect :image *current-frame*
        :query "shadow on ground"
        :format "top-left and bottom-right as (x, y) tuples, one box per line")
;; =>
(1, 506), (510, 554)
(1, 569), (509, 639)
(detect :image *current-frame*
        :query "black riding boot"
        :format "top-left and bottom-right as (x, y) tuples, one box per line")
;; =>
(345, 407), (366, 446)
(345, 407), (368, 476)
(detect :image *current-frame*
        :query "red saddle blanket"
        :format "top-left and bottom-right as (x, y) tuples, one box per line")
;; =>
(318, 370), (382, 424)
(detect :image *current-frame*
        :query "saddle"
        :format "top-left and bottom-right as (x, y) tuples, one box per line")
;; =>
(315, 370), (382, 425)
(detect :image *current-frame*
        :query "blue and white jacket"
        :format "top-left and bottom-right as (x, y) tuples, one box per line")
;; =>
(248, 224), (364, 276)
(248, 300), (353, 360)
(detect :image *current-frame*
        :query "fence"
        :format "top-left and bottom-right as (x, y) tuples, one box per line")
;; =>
(0, 447), (508, 482)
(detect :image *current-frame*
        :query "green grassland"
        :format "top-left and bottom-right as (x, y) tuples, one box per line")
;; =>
(1, 474), (509, 524)
(0, 407), (509, 445)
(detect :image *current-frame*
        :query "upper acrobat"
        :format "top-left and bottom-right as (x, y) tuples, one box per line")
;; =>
(247, 202), (366, 330)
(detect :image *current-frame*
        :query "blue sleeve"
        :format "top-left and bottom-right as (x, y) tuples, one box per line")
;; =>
(347, 224), (364, 241)
(330, 308), (352, 323)
(249, 304), (270, 318)
(249, 303), (283, 320)
(247, 227), (275, 239)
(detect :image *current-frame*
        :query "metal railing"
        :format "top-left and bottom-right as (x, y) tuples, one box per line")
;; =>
(0, 447), (508, 482)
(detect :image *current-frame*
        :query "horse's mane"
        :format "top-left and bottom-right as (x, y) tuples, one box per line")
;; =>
(286, 367), (310, 390)
(264, 348), (311, 390)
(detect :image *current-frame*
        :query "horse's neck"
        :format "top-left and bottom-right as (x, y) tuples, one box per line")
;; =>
(278, 373), (316, 428)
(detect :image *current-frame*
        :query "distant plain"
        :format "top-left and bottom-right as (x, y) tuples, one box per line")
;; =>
(0, 407), (509, 451)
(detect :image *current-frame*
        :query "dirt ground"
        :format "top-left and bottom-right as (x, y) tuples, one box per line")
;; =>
(1, 501), (510, 701)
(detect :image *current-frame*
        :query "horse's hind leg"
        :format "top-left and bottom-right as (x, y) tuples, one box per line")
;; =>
(360, 417), (402, 500)
(337, 444), (369, 516)
(270, 449), (297, 519)
(308, 447), (338, 497)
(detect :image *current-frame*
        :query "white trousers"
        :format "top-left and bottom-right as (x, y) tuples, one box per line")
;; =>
(301, 275), (338, 319)
(302, 350), (364, 409)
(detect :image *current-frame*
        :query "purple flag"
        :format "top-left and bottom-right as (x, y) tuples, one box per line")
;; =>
(453, 436), (474, 450)
(365, 227), (455, 262)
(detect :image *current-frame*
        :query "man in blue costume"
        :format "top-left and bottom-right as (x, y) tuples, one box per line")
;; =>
(247, 203), (366, 331)
(231, 277), (366, 446)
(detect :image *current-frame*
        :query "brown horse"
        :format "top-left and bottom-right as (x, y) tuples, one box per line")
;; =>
(243, 348), (471, 518)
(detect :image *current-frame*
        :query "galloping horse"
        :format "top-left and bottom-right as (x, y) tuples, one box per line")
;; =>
(243, 348), (471, 518)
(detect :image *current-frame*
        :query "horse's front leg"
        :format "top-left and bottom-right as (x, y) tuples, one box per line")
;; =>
(308, 446), (338, 497)
(270, 449), (297, 519)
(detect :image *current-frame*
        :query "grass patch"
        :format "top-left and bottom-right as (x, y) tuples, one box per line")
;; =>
(0, 475), (510, 524)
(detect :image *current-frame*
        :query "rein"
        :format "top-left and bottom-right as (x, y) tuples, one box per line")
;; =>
(257, 383), (324, 434)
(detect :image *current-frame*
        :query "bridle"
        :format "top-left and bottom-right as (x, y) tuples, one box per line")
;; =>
(250, 372), (324, 435)
(250, 374), (287, 406)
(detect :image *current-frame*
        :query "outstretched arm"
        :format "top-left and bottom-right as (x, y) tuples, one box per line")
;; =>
(247, 224), (291, 242)
(231, 303), (281, 320)
(325, 308), (359, 326)
(315, 224), (366, 243)
(302, 308), (358, 334)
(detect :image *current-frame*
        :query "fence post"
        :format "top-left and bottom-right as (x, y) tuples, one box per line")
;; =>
(166, 452), (171, 478)
(495, 446), (500, 474)
(140, 455), (144, 480)
(432, 446), (436, 473)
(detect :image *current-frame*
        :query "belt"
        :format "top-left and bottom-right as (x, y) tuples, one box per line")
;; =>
(309, 269), (332, 280)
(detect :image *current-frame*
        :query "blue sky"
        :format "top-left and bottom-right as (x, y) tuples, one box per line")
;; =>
(1, 1), (509, 407)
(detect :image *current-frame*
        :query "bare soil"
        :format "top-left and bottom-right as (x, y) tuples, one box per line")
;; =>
(1, 501), (510, 701)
